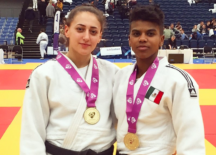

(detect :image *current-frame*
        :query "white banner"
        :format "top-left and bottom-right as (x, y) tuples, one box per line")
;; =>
(54, 11), (61, 34)
(0, 49), (5, 64)
(47, 46), (68, 55)
(100, 47), (122, 56)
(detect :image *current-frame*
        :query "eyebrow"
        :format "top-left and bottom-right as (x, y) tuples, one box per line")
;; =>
(131, 29), (157, 32)
(77, 24), (98, 29)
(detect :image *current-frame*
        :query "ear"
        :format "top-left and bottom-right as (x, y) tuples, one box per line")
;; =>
(98, 32), (102, 43)
(64, 25), (70, 38)
(128, 34), (131, 47)
(160, 35), (165, 47)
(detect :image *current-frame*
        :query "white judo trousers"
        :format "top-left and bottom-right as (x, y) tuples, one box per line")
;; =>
(33, 0), (38, 9)
(40, 41), (48, 58)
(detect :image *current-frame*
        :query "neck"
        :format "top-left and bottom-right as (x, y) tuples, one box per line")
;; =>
(66, 50), (91, 68)
(136, 52), (158, 79)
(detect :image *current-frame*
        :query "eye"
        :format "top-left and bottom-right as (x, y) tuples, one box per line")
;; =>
(77, 27), (84, 32)
(132, 32), (140, 37)
(147, 32), (154, 36)
(91, 30), (98, 35)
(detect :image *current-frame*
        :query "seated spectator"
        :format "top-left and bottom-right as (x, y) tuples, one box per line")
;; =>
(201, 25), (208, 35)
(175, 22), (182, 31)
(56, 0), (63, 10)
(190, 31), (202, 40)
(213, 21), (216, 35)
(210, 18), (215, 28)
(46, 0), (55, 18)
(180, 29), (188, 40)
(59, 29), (67, 51)
(206, 21), (212, 30)
(192, 25), (197, 32)
(167, 35), (177, 49)
(169, 23), (178, 33)
(62, 17), (66, 27)
(164, 25), (174, 40)
(197, 21), (204, 32)
(59, 23), (64, 29)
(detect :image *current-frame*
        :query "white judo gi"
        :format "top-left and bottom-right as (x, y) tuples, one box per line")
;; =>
(113, 57), (205, 155)
(36, 32), (48, 58)
(20, 55), (119, 155)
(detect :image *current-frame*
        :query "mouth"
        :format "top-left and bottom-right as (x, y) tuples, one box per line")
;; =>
(80, 43), (90, 46)
(137, 46), (149, 50)
(79, 43), (91, 48)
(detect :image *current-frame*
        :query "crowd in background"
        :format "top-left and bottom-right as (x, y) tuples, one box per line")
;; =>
(163, 18), (216, 49)
(22, 0), (216, 53)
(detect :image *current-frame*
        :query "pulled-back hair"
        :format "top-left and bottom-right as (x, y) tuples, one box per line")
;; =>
(66, 3), (106, 32)
(40, 28), (45, 32)
(129, 5), (164, 34)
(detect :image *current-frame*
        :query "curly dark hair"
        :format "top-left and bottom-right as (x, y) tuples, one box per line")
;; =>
(129, 5), (164, 34)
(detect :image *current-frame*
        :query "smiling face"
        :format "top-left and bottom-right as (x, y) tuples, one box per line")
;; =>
(129, 20), (164, 60)
(65, 11), (102, 57)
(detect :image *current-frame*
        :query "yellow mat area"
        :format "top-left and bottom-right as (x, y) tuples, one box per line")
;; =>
(1, 63), (216, 70)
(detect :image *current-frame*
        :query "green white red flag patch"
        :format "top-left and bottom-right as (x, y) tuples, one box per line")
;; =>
(145, 86), (164, 104)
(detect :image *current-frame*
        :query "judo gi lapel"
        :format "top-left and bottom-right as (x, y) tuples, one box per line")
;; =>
(62, 54), (93, 89)
(85, 56), (93, 89)
(61, 54), (94, 149)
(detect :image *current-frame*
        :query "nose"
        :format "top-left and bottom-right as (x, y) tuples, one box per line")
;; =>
(83, 30), (90, 42)
(139, 33), (147, 42)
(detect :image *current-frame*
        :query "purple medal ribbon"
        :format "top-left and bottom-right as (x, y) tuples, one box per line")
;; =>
(56, 52), (99, 108)
(126, 57), (159, 133)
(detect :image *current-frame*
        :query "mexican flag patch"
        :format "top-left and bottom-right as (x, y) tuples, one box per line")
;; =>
(145, 86), (164, 104)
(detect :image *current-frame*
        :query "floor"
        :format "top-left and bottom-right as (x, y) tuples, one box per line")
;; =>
(0, 62), (216, 155)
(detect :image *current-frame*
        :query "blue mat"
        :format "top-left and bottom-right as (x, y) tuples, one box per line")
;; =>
(4, 58), (50, 64)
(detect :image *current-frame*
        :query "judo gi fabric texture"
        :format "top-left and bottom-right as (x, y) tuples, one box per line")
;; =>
(113, 57), (205, 155)
(20, 56), (119, 155)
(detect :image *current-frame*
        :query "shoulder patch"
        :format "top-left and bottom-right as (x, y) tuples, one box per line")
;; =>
(166, 64), (197, 97)
(26, 64), (43, 89)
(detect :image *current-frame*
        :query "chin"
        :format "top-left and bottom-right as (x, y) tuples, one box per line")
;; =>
(78, 49), (93, 56)
(135, 53), (150, 60)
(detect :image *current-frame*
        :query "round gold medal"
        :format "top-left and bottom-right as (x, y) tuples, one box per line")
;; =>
(84, 108), (100, 125)
(124, 132), (140, 150)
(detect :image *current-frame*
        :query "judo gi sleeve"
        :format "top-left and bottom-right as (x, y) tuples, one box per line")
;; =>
(36, 33), (41, 44)
(170, 78), (206, 155)
(20, 68), (50, 155)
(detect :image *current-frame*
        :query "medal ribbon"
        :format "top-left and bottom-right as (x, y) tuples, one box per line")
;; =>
(126, 57), (159, 133)
(56, 52), (99, 107)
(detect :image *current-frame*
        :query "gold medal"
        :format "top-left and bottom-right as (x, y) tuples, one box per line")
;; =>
(84, 108), (100, 125)
(124, 132), (140, 150)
